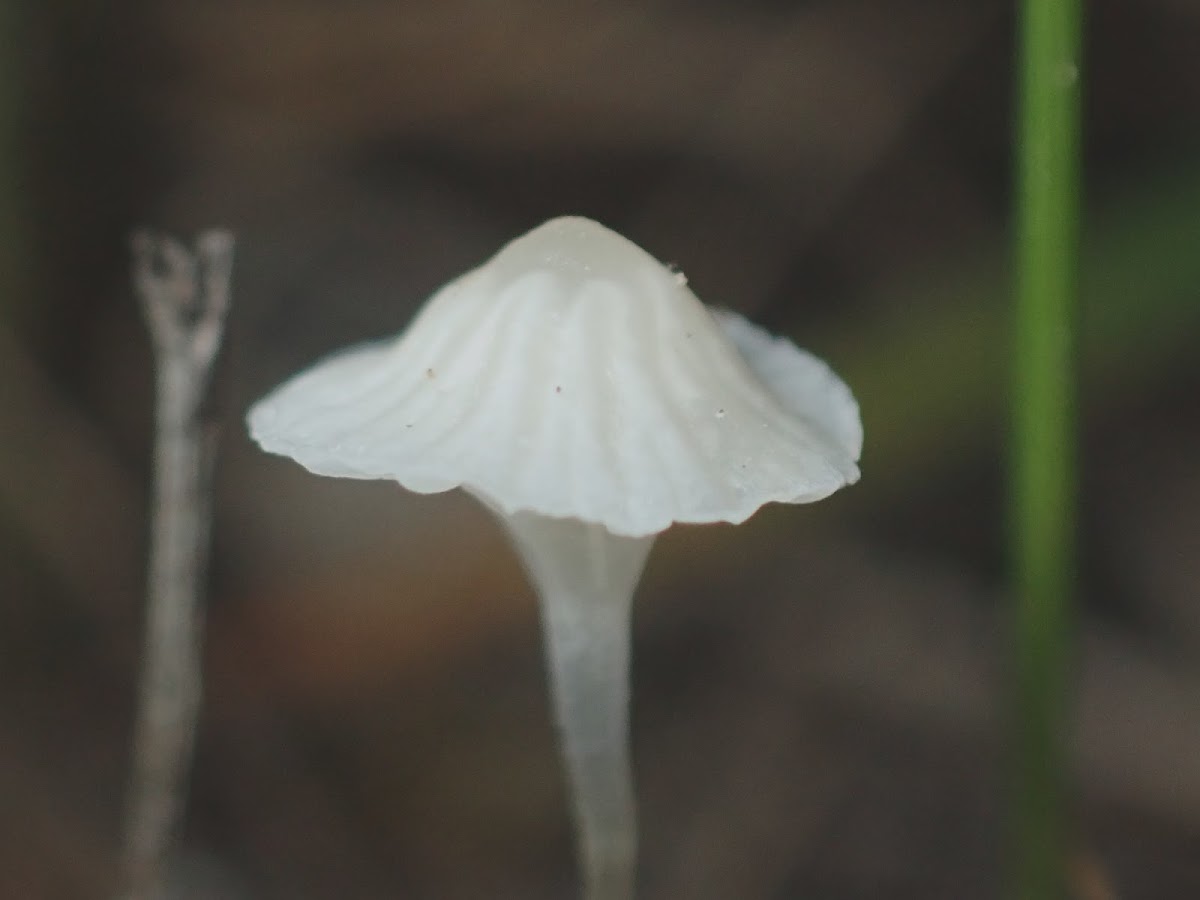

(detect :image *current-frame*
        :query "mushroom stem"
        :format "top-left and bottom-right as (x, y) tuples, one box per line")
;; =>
(501, 512), (655, 900)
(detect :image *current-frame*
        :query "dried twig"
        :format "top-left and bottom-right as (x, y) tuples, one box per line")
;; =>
(120, 230), (234, 900)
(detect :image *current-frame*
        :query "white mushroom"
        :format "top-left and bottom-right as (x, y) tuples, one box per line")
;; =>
(248, 216), (862, 900)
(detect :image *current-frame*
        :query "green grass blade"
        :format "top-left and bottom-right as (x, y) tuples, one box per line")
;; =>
(1012, 0), (1083, 897)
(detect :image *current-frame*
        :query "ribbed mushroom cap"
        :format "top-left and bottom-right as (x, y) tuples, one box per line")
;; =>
(248, 216), (862, 537)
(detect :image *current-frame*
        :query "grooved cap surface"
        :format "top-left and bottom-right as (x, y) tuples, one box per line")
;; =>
(248, 217), (862, 537)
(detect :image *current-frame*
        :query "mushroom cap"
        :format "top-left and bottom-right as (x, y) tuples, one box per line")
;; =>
(248, 216), (862, 537)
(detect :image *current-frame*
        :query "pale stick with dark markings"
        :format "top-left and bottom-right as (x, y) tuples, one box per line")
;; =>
(120, 231), (234, 900)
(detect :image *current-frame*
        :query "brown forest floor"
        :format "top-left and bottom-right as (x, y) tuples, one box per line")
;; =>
(2, 1), (1200, 898)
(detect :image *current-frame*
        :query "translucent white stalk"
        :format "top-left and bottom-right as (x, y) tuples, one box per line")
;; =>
(500, 511), (656, 900)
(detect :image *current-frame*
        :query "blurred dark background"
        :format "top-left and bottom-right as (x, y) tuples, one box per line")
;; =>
(2, 1), (1199, 897)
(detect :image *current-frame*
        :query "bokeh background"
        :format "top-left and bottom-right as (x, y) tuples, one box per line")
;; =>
(2, 1), (1199, 897)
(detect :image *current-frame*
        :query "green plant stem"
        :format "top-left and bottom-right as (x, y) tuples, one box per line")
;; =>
(1012, 0), (1082, 898)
